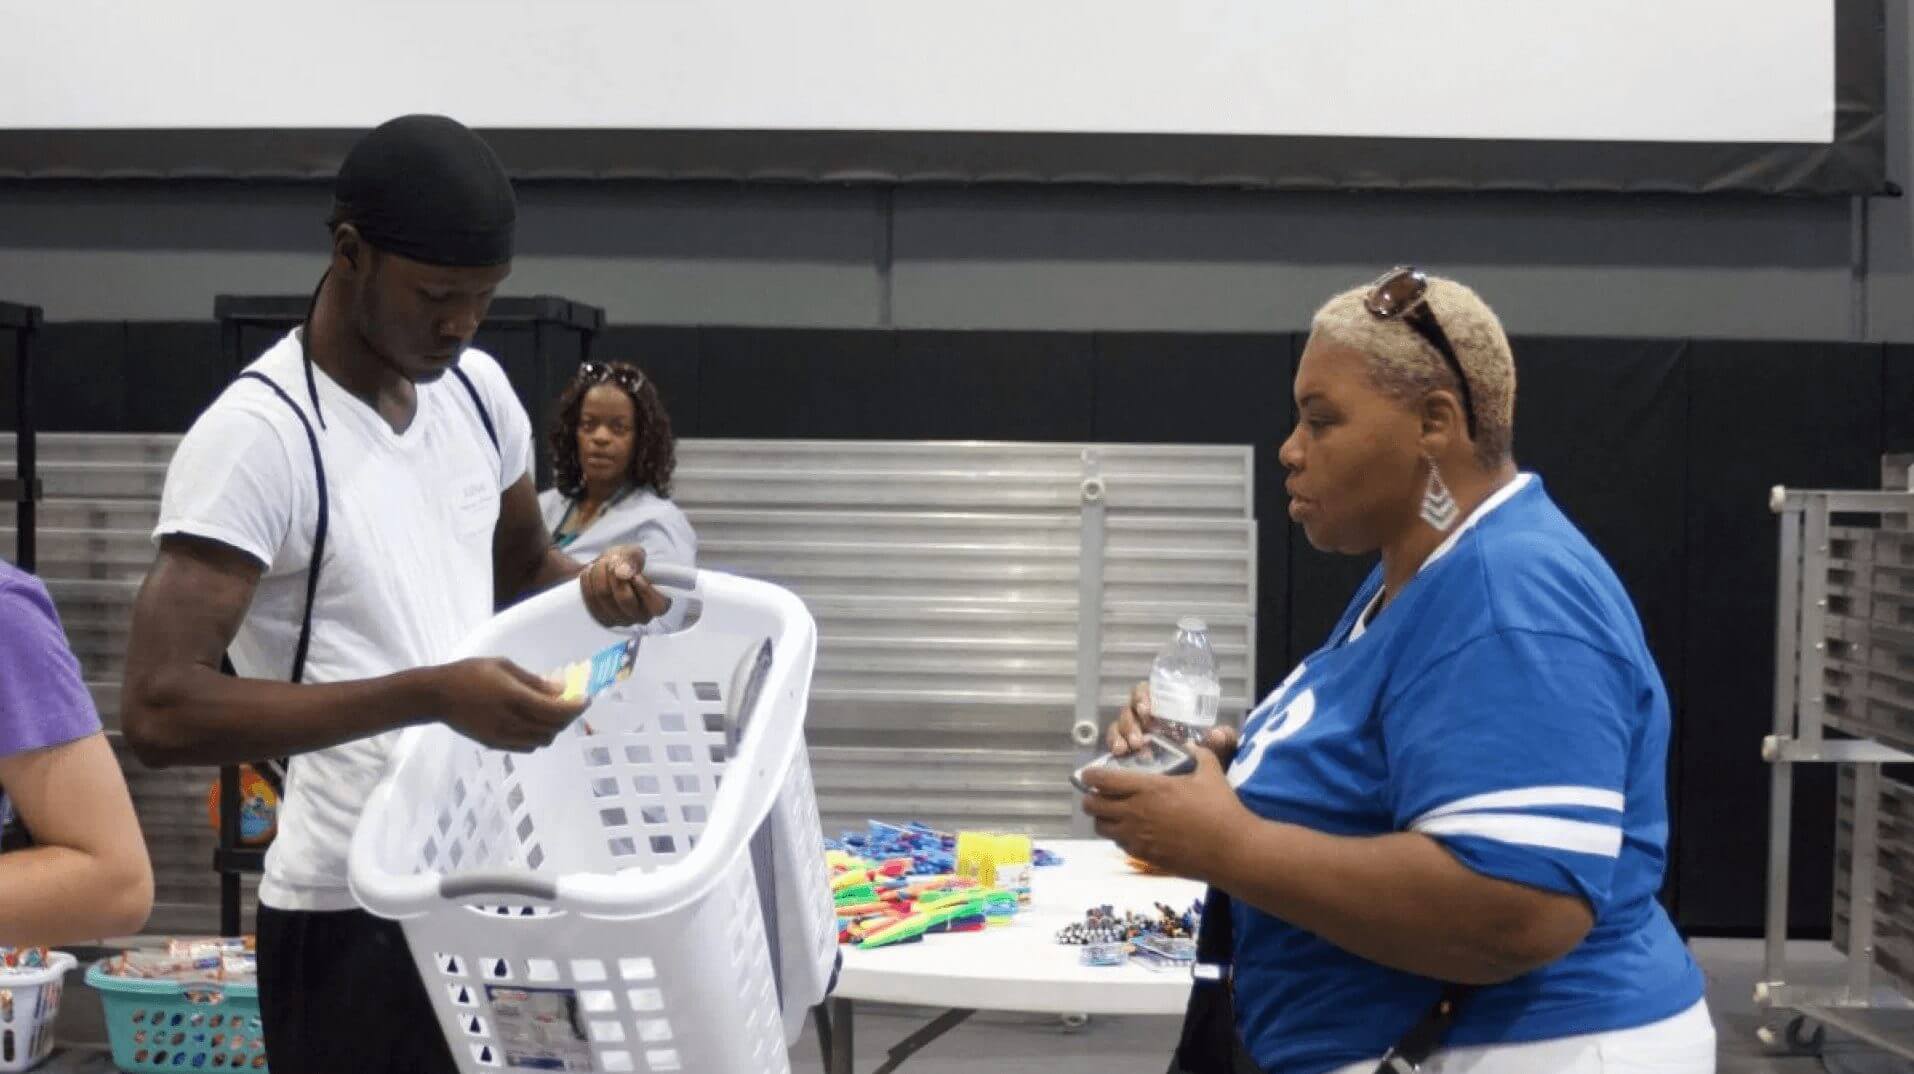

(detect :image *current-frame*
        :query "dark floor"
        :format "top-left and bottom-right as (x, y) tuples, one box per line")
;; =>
(34, 940), (1914, 1072)
(782, 941), (1914, 1074)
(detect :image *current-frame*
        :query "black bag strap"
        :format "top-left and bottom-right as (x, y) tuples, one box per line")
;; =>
(448, 364), (499, 453)
(221, 310), (487, 799)
(287, 275), (493, 459)
(1175, 885), (1476, 1074)
(1194, 884), (1234, 972)
(1169, 886), (1260, 1074)
(236, 349), (490, 682)
(237, 370), (328, 685)
(1373, 984), (1475, 1074)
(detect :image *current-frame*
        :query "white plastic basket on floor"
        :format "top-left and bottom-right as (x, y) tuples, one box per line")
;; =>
(349, 566), (836, 1074)
(0, 952), (75, 1072)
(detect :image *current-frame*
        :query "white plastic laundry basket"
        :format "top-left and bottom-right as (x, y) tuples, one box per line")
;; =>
(0, 952), (75, 1072)
(349, 567), (836, 1074)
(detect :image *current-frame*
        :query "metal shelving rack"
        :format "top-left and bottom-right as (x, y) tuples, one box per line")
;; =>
(1759, 467), (1914, 1057)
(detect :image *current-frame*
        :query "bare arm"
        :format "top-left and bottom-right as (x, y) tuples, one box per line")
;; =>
(494, 475), (582, 605)
(1082, 749), (1594, 985)
(1208, 816), (1594, 985)
(120, 536), (443, 768)
(126, 529), (646, 768)
(0, 733), (154, 945)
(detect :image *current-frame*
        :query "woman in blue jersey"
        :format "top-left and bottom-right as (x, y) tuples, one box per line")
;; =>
(540, 361), (696, 626)
(1085, 269), (1712, 1074)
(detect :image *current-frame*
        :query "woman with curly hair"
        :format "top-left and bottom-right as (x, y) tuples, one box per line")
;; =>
(539, 361), (697, 592)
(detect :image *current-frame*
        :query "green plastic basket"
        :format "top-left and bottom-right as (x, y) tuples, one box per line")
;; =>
(85, 962), (268, 1072)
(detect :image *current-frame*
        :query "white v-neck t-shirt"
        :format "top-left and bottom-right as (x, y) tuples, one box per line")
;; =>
(154, 329), (534, 911)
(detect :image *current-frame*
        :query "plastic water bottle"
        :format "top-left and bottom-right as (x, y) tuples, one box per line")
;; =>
(1149, 617), (1221, 740)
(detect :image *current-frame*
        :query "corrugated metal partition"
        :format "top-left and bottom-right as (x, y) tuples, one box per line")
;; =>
(0, 433), (1256, 922)
(676, 441), (1256, 838)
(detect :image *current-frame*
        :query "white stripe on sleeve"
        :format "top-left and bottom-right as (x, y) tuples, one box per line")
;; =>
(1413, 812), (1624, 858)
(1412, 786), (1625, 827)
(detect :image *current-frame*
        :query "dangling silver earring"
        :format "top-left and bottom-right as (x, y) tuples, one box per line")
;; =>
(1420, 454), (1458, 531)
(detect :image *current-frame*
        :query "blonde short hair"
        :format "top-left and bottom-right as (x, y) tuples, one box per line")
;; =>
(1309, 274), (1516, 467)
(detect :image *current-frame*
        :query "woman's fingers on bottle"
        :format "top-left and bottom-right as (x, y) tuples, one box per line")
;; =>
(1109, 708), (1139, 755)
(1120, 683), (1152, 751)
(1205, 726), (1240, 759)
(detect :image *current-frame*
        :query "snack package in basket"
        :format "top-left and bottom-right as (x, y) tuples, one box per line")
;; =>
(101, 936), (258, 985)
(0, 946), (49, 974)
(167, 936), (253, 958)
(104, 950), (219, 983)
(485, 985), (596, 1071)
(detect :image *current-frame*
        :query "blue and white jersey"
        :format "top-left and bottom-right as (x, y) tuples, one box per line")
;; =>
(1227, 474), (1704, 1074)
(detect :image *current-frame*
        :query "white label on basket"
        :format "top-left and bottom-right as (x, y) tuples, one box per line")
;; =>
(485, 986), (596, 1071)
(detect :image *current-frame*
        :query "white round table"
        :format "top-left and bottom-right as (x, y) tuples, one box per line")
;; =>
(820, 839), (1204, 1073)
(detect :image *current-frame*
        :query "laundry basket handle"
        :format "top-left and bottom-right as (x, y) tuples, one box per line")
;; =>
(439, 871), (560, 902)
(645, 562), (698, 592)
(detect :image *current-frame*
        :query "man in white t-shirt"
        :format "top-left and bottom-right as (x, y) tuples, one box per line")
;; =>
(120, 115), (669, 1074)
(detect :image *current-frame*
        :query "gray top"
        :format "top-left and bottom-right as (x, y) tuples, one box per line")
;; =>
(540, 486), (699, 629)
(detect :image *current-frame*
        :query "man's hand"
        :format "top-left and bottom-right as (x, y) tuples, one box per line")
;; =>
(430, 658), (589, 752)
(581, 546), (672, 627)
(1079, 744), (1250, 881)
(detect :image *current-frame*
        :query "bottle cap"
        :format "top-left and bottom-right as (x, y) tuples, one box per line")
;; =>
(1177, 616), (1208, 634)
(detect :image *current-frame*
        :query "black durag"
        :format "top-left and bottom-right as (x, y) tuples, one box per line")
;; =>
(331, 114), (516, 267)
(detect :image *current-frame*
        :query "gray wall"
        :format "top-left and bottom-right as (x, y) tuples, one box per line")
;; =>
(0, 1), (1907, 340)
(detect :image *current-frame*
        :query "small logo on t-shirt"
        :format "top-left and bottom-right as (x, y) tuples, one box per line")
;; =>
(454, 480), (495, 539)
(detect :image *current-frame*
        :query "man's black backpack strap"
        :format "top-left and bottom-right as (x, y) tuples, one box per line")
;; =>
(448, 364), (500, 454)
(225, 368), (330, 795)
(235, 370), (328, 685)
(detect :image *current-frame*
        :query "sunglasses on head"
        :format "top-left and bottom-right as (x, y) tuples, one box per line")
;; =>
(1362, 266), (1477, 439)
(577, 361), (648, 394)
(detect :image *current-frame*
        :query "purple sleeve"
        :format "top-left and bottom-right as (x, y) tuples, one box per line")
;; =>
(0, 572), (103, 757)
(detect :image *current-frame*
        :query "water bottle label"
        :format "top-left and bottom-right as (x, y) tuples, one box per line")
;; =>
(1151, 676), (1199, 725)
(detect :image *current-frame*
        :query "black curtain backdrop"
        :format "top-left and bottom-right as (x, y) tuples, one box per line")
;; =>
(4, 320), (1902, 935)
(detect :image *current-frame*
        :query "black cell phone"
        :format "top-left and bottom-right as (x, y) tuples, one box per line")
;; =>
(1071, 732), (1199, 793)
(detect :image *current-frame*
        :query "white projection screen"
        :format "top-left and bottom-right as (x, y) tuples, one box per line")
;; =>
(0, 0), (1888, 194)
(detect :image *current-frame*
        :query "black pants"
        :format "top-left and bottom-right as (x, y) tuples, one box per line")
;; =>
(257, 905), (458, 1074)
